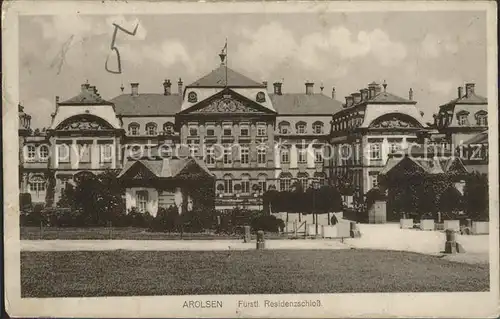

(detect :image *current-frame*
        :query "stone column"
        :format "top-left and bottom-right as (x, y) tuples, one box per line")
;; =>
(91, 139), (99, 169)
(290, 144), (298, 168)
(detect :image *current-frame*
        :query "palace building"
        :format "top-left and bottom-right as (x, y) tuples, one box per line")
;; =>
(18, 51), (487, 214)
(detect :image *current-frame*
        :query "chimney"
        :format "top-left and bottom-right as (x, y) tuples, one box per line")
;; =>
(55, 96), (60, 105)
(345, 96), (354, 108)
(263, 81), (268, 89)
(178, 78), (183, 95)
(331, 87), (336, 99)
(163, 79), (172, 96)
(465, 83), (475, 97)
(368, 82), (379, 98)
(360, 89), (369, 102)
(130, 83), (139, 96)
(305, 82), (314, 95)
(457, 86), (463, 98)
(81, 84), (87, 93)
(273, 82), (282, 95)
(409, 88), (414, 101)
(352, 92), (361, 105)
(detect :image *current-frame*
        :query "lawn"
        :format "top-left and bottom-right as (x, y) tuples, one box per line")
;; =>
(21, 249), (489, 297)
(20, 226), (286, 240)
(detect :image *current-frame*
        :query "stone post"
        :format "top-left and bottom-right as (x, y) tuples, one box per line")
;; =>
(256, 230), (265, 249)
(244, 225), (251, 243)
(444, 229), (465, 254)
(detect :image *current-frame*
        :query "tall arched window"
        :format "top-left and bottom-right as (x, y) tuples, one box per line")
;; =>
(241, 174), (251, 194)
(29, 175), (46, 194)
(223, 174), (233, 194)
(145, 122), (157, 136)
(297, 172), (309, 190)
(258, 174), (267, 193)
(128, 122), (140, 136)
(279, 173), (292, 191)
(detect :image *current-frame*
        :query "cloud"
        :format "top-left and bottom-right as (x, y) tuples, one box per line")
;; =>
(428, 78), (455, 95)
(233, 23), (407, 78)
(420, 34), (459, 59)
(23, 98), (54, 129)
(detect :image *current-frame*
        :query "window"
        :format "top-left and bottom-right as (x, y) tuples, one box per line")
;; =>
(146, 123), (157, 136)
(38, 145), (49, 161)
(188, 91), (198, 103)
(240, 126), (249, 137)
(458, 114), (468, 126)
(256, 91), (266, 103)
(78, 144), (91, 163)
(279, 173), (292, 191)
(314, 148), (323, 163)
(314, 173), (326, 186)
(163, 122), (174, 135)
(280, 148), (290, 164)
(389, 142), (401, 154)
(136, 190), (148, 212)
(26, 145), (36, 162)
(369, 172), (379, 189)
(206, 128), (215, 136)
(128, 123), (140, 135)
(223, 147), (232, 164)
(298, 173), (309, 190)
(278, 122), (290, 134)
(224, 175), (233, 194)
(206, 147), (215, 165)
(223, 126), (232, 136)
(241, 175), (250, 194)
(100, 144), (113, 163)
(298, 148), (307, 163)
(189, 126), (198, 137)
(313, 122), (324, 134)
(189, 143), (200, 157)
(257, 124), (266, 136)
(257, 147), (266, 164)
(29, 176), (46, 193)
(369, 143), (381, 160)
(240, 147), (249, 164)
(296, 122), (307, 134)
(475, 111), (488, 126)
(258, 174), (267, 193)
(57, 144), (70, 163)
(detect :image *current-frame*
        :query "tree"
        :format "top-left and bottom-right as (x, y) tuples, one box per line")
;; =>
(438, 186), (464, 219)
(463, 172), (488, 221)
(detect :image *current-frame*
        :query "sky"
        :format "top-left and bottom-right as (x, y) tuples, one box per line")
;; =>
(19, 11), (487, 129)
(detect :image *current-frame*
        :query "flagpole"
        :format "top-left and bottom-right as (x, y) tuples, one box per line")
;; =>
(225, 37), (228, 87)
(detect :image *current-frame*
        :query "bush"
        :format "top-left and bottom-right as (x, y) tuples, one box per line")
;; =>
(250, 213), (284, 233)
(20, 193), (32, 212)
(149, 206), (181, 232)
(40, 207), (90, 227)
(126, 207), (153, 228)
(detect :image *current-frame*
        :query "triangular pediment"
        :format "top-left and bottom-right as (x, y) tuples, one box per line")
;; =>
(119, 161), (157, 180)
(177, 88), (276, 115)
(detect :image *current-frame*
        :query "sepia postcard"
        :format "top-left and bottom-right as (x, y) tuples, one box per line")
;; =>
(2, 0), (499, 318)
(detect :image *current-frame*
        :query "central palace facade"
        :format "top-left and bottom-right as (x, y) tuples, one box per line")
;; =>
(18, 59), (488, 215)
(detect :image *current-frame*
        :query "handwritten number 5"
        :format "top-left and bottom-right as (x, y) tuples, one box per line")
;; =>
(105, 22), (139, 74)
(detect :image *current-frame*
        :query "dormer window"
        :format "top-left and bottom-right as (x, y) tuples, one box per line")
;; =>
(163, 122), (174, 135)
(475, 111), (488, 126)
(146, 122), (157, 136)
(188, 91), (198, 103)
(256, 91), (266, 103)
(296, 122), (307, 134)
(278, 121), (290, 134)
(128, 123), (140, 136)
(456, 111), (469, 126)
(312, 122), (324, 134)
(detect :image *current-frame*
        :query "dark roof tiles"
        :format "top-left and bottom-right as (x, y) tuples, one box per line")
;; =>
(270, 93), (343, 115)
(187, 65), (265, 88)
(111, 94), (182, 116)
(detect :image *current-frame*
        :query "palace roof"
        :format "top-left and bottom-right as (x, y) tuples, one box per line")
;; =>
(367, 91), (415, 104)
(111, 94), (182, 116)
(270, 93), (343, 115)
(59, 83), (113, 105)
(187, 65), (266, 88)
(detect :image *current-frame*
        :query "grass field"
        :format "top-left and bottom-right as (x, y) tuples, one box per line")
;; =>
(21, 249), (489, 297)
(20, 226), (284, 240)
